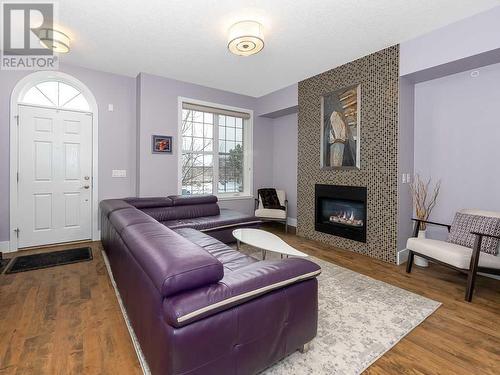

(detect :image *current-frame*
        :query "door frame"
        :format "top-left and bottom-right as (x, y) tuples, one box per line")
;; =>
(9, 71), (99, 252)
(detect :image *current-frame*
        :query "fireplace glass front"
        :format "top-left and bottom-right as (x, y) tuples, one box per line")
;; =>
(315, 184), (367, 242)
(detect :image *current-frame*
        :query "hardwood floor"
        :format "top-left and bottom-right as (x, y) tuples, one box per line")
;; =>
(1, 230), (499, 375)
(0, 242), (141, 375)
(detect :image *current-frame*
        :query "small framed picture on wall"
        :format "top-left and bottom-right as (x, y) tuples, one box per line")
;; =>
(152, 135), (173, 154)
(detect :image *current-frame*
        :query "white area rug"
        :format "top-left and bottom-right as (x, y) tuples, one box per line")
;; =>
(237, 245), (441, 375)
(105, 245), (440, 375)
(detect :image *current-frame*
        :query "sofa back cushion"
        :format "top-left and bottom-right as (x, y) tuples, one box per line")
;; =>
(121, 221), (224, 297)
(140, 203), (220, 222)
(168, 195), (218, 206)
(124, 197), (173, 209)
(109, 207), (158, 234)
(448, 211), (500, 255)
(100, 199), (133, 218)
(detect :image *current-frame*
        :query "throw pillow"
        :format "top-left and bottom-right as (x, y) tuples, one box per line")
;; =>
(448, 212), (500, 255)
(258, 188), (285, 210)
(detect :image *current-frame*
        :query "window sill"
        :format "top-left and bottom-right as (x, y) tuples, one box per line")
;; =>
(217, 195), (254, 201)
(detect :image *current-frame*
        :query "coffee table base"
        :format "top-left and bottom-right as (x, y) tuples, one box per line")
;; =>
(236, 239), (288, 260)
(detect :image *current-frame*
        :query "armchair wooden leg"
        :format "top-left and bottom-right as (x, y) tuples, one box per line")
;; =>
(465, 269), (478, 302)
(406, 250), (414, 273)
(465, 235), (482, 302)
(285, 221), (288, 234)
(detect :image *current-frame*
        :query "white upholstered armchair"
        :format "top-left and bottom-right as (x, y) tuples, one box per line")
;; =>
(254, 189), (288, 233)
(406, 209), (500, 302)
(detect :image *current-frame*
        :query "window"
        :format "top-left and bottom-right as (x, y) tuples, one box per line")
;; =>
(180, 101), (252, 198)
(20, 81), (90, 111)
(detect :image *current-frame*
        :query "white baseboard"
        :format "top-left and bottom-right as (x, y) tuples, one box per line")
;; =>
(397, 248), (409, 265)
(0, 241), (10, 252)
(287, 217), (297, 227)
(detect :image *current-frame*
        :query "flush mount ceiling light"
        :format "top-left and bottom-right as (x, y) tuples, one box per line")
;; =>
(227, 21), (264, 56)
(38, 28), (71, 53)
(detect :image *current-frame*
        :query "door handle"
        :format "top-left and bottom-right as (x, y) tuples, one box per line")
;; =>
(82, 185), (90, 189)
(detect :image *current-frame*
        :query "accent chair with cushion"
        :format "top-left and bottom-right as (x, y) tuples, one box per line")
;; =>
(406, 209), (500, 302)
(255, 188), (288, 233)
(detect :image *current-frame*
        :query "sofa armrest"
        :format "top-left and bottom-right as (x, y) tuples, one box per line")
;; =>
(163, 258), (321, 328)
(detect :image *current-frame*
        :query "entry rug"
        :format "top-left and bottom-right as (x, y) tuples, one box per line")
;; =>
(5, 247), (93, 274)
(238, 245), (441, 375)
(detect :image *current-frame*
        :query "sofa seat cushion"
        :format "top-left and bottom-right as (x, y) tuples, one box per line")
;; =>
(121, 222), (224, 297)
(162, 208), (262, 232)
(407, 237), (500, 270)
(174, 228), (257, 273)
(255, 208), (286, 220)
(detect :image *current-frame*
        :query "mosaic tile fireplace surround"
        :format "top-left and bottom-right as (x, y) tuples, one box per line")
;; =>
(297, 45), (400, 263)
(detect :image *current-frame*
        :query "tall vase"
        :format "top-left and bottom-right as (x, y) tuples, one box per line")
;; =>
(414, 230), (429, 267)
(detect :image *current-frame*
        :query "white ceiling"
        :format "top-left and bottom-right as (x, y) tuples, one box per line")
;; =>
(58, 0), (500, 97)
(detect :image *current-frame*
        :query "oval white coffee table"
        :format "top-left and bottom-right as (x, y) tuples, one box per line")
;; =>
(232, 228), (308, 259)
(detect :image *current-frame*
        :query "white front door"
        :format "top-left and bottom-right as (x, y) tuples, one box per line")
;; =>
(17, 105), (93, 248)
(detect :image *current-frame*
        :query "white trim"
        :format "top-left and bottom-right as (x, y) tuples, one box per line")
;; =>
(9, 71), (99, 252)
(397, 248), (409, 265)
(0, 241), (10, 252)
(287, 217), (297, 227)
(177, 269), (321, 324)
(177, 96), (254, 198)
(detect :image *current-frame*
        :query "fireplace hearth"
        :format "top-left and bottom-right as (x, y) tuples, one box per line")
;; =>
(315, 184), (367, 243)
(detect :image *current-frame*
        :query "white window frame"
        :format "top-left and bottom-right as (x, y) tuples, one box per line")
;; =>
(177, 97), (253, 200)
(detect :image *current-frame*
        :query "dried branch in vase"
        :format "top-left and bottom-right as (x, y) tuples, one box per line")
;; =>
(410, 174), (441, 230)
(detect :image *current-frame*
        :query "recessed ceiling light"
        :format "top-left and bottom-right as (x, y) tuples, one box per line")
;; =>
(38, 28), (71, 53)
(227, 21), (264, 56)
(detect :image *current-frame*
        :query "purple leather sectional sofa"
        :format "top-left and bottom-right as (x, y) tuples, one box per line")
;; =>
(100, 195), (321, 375)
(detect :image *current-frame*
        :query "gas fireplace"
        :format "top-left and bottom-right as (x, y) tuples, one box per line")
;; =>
(315, 184), (367, 243)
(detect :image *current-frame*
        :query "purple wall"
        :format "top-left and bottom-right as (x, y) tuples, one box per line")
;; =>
(136, 73), (274, 215)
(255, 84), (298, 118)
(400, 6), (500, 77)
(0, 65), (285, 243)
(0, 64), (137, 242)
(271, 113), (298, 223)
(414, 62), (500, 239)
(397, 77), (415, 252)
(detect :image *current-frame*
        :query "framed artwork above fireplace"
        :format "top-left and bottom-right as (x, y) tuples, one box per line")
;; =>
(320, 84), (361, 169)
